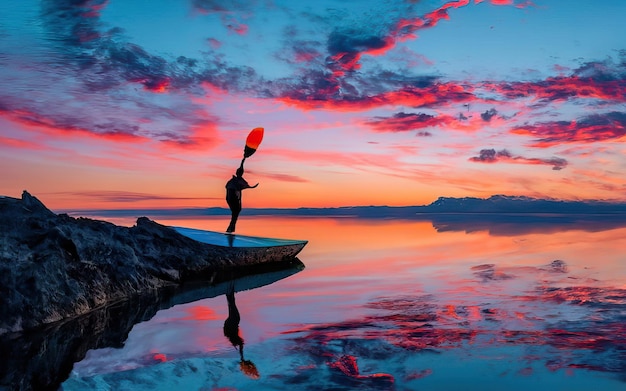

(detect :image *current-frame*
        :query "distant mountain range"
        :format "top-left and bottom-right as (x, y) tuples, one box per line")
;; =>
(63, 195), (626, 218)
(415, 195), (626, 214)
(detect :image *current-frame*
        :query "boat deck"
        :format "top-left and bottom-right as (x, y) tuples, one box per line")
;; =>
(172, 226), (308, 248)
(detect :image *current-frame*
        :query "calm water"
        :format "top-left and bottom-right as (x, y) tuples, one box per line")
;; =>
(46, 215), (626, 390)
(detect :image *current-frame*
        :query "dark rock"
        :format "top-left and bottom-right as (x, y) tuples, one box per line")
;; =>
(0, 191), (292, 335)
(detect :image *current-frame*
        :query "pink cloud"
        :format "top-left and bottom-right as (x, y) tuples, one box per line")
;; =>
(486, 76), (626, 103)
(327, 0), (527, 77)
(255, 172), (309, 183)
(0, 108), (148, 144)
(365, 111), (505, 134)
(363, 105), (509, 134)
(511, 112), (626, 147)
(0, 101), (224, 153)
(365, 112), (449, 132)
(278, 82), (475, 111)
(57, 191), (213, 203)
(0, 136), (46, 150)
(226, 20), (248, 35)
(294, 49), (320, 63)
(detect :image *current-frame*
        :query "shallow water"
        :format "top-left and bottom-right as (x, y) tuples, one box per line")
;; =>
(33, 216), (626, 389)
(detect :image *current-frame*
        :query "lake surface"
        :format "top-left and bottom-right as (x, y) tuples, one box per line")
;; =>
(17, 215), (626, 390)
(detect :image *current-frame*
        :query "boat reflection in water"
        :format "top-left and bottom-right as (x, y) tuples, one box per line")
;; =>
(0, 259), (304, 391)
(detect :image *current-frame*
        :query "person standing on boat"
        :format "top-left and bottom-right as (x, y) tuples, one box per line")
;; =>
(225, 165), (258, 233)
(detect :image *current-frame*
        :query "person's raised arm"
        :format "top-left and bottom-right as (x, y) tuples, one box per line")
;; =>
(240, 178), (258, 189)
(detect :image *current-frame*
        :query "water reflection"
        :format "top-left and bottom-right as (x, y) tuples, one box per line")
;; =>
(0, 259), (303, 391)
(425, 213), (626, 236)
(223, 282), (260, 379)
(280, 258), (626, 389)
(45, 217), (626, 389)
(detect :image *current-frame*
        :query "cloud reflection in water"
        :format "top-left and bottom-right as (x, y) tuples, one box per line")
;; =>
(281, 259), (626, 387)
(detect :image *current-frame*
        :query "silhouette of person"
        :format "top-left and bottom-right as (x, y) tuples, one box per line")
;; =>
(225, 166), (258, 233)
(223, 282), (260, 379)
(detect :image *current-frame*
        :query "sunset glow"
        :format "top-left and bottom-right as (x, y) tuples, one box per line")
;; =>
(1, 1), (625, 209)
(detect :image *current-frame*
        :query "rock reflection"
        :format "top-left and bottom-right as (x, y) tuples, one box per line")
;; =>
(0, 259), (304, 391)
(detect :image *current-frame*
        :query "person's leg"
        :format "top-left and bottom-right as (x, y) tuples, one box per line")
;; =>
(227, 197), (241, 232)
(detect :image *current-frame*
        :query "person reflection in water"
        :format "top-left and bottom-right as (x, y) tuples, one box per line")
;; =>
(223, 282), (260, 379)
(225, 166), (258, 233)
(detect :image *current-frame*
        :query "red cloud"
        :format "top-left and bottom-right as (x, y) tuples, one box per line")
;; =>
(279, 82), (474, 111)
(391, 0), (532, 43)
(328, 0), (527, 76)
(135, 77), (171, 93)
(486, 76), (626, 102)
(511, 112), (626, 147)
(365, 112), (456, 132)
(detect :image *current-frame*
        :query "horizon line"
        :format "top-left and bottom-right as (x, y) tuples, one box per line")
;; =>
(56, 195), (626, 214)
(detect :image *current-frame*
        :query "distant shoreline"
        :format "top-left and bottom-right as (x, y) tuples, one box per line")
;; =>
(56, 195), (626, 218)
(59, 208), (626, 219)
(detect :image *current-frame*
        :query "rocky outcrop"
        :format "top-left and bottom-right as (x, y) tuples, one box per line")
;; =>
(0, 191), (289, 335)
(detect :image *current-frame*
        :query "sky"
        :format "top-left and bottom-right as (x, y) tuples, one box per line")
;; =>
(1, 0), (625, 209)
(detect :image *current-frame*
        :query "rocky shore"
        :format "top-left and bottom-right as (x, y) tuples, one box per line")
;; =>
(0, 191), (294, 335)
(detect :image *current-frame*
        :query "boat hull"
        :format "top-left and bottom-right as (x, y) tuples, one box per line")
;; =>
(172, 226), (308, 264)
